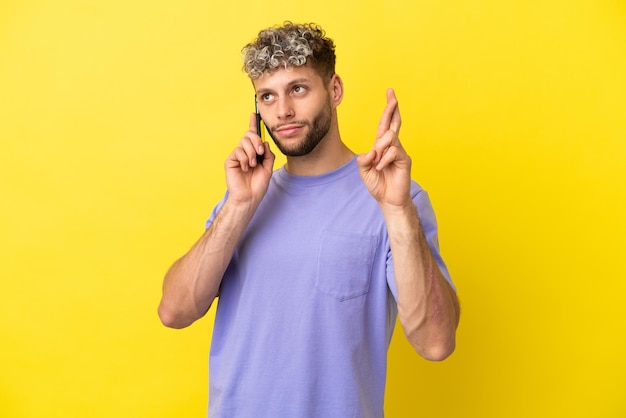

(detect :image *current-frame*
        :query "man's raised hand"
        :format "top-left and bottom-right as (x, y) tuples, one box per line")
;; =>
(224, 113), (275, 205)
(357, 89), (412, 208)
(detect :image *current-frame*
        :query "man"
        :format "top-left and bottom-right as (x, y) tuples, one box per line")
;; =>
(159, 22), (460, 417)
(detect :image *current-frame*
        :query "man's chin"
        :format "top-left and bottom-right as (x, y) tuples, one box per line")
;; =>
(271, 137), (312, 157)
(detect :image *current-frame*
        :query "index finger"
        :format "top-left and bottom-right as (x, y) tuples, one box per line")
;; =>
(249, 112), (258, 133)
(248, 112), (264, 144)
(376, 88), (399, 139)
(386, 89), (402, 134)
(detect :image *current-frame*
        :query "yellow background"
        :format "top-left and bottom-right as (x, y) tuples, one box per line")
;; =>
(2, 0), (625, 416)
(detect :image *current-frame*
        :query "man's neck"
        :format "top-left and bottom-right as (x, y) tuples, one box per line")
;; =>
(284, 129), (354, 176)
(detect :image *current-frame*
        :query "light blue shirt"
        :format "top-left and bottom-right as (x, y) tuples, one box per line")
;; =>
(206, 157), (452, 417)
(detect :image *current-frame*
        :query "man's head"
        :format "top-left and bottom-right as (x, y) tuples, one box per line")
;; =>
(242, 22), (336, 83)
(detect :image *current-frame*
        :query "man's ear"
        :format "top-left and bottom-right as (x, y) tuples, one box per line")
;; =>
(329, 74), (344, 107)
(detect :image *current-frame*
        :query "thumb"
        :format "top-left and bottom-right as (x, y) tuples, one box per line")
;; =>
(357, 150), (377, 168)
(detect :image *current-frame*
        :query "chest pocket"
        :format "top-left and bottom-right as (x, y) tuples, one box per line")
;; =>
(315, 230), (378, 301)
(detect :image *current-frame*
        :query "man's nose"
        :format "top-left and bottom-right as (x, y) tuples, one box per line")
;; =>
(276, 96), (294, 119)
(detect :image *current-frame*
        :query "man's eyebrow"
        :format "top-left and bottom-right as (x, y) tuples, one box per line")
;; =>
(286, 78), (312, 86)
(255, 87), (273, 96)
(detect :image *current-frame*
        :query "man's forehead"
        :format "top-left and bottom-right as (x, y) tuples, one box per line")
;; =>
(252, 65), (322, 92)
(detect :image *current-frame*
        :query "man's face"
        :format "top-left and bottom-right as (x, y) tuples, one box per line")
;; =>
(253, 65), (333, 157)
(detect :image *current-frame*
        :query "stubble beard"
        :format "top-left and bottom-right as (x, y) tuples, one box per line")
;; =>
(268, 99), (332, 157)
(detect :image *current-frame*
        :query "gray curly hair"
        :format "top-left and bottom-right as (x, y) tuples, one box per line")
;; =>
(242, 22), (336, 81)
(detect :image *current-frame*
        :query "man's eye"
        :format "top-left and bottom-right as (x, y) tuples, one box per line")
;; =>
(262, 93), (273, 101)
(293, 86), (305, 93)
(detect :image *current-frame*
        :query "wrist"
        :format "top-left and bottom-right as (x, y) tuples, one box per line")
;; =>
(380, 199), (422, 237)
(379, 197), (415, 217)
(222, 196), (259, 221)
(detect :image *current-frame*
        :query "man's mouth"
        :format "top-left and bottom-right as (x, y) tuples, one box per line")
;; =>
(274, 124), (305, 137)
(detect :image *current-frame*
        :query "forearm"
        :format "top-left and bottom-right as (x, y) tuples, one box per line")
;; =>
(383, 202), (459, 361)
(158, 199), (257, 328)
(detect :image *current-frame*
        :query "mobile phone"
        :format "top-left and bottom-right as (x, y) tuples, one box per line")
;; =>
(255, 95), (264, 164)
